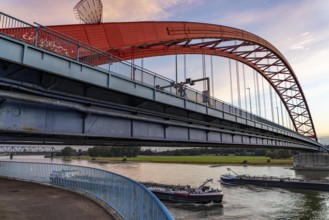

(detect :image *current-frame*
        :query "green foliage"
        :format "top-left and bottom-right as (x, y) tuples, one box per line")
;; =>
(88, 146), (112, 157)
(140, 147), (268, 157)
(87, 146), (141, 158)
(60, 147), (77, 157)
(265, 149), (292, 159)
(255, 149), (267, 156)
(127, 155), (292, 165)
(56, 155), (292, 165)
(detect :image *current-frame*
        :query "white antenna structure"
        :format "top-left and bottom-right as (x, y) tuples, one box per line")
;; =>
(74, 0), (103, 24)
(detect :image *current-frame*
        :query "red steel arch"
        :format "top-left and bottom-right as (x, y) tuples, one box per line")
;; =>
(48, 21), (317, 140)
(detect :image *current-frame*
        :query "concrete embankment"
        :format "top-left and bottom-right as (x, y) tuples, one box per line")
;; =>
(294, 152), (329, 170)
(0, 178), (116, 220)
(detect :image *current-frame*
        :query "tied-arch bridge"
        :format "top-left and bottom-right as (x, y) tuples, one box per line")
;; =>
(0, 12), (324, 152)
(47, 21), (317, 140)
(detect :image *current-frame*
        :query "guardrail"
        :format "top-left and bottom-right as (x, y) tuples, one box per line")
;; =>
(0, 11), (308, 141)
(0, 161), (174, 220)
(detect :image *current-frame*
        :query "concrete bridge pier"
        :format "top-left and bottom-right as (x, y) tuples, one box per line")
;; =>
(294, 152), (329, 170)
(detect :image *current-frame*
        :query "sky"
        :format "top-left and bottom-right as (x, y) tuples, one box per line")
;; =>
(2, 0), (329, 142)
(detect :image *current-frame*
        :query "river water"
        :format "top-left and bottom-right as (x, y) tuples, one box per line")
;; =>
(2, 155), (329, 220)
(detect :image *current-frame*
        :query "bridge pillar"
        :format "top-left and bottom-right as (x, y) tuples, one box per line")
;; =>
(10, 153), (13, 159)
(294, 152), (329, 170)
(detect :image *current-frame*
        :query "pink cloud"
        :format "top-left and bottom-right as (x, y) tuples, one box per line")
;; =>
(102, 0), (197, 21)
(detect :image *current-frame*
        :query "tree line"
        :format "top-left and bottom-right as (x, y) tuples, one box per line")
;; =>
(58, 146), (141, 158)
(59, 146), (293, 159)
(140, 147), (293, 159)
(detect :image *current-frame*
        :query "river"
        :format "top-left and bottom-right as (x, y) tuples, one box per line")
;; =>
(1, 155), (329, 220)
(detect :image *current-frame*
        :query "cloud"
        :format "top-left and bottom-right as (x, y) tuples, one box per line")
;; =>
(289, 39), (313, 50)
(102, 0), (197, 21)
(216, 3), (288, 29)
(288, 32), (315, 50)
(2, 0), (77, 25)
(1, 0), (199, 25)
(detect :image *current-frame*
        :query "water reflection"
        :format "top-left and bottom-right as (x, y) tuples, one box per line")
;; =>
(295, 169), (329, 180)
(285, 191), (328, 220)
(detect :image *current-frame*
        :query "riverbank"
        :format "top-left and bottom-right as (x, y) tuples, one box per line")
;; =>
(56, 155), (293, 165)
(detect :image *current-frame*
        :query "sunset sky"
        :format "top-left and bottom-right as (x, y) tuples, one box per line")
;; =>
(2, 0), (329, 141)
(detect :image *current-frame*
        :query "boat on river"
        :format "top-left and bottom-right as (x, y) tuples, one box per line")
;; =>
(220, 168), (329, 192)
(49, 169), (113, 189)
(49, 170), (223, 203)
(142, 179), (223, 204)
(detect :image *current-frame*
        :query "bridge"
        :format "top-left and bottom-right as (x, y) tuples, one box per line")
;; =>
(0, 145), (58, 159)
(0, 12), (323, 152)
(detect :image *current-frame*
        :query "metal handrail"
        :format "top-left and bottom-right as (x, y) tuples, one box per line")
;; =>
(34, 22), (174, 81)
(0, 161), (174, 220)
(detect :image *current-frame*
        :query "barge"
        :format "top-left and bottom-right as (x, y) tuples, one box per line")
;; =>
(143, 179), (223, 204)
(50, 170), (223, 203)
(220, 168), (329, 192)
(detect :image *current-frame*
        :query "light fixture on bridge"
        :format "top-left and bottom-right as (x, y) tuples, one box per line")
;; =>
(74, 0), (103, 24)
(246, 87), (252, 114)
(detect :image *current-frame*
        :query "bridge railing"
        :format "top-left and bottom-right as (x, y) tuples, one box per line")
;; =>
(0, 161), (174, 220)
(0, 11), (300, 138)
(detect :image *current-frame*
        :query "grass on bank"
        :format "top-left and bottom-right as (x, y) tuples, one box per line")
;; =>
(58, 155), (293, 165)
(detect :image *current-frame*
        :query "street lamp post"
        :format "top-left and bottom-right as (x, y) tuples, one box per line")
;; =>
(246, 88), (252, 114)
(276, 106), (280, 124)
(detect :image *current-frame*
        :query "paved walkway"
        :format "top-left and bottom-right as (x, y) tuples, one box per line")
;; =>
(0, 178), (115, 220)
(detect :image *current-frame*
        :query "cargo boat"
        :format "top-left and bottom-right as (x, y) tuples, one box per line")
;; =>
(50, 170), (223, 203)
(50, 169), (109, 188)
(220, 168), (329, 192)
(143, 179), (223, 204)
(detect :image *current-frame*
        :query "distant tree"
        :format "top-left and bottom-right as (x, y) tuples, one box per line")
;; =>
(265, 149), (292, 159)
(265, 150), (274, 159)
(277, 149), (293, 159)
(240, 149), (247, 156)
(111, 146), (141, 157)
(87, 146), (140, 157)
(61, 147), (77, 157)
(254, 149), (266, 156)
(140, 149), (154, 155)
(88, 146), (112, 157)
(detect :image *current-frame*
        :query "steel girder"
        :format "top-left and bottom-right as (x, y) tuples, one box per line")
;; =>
(44, 22), (316, 140)
(0, 146), (57, 153)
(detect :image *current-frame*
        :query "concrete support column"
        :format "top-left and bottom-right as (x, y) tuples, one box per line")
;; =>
(294, 152), (329, 170)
